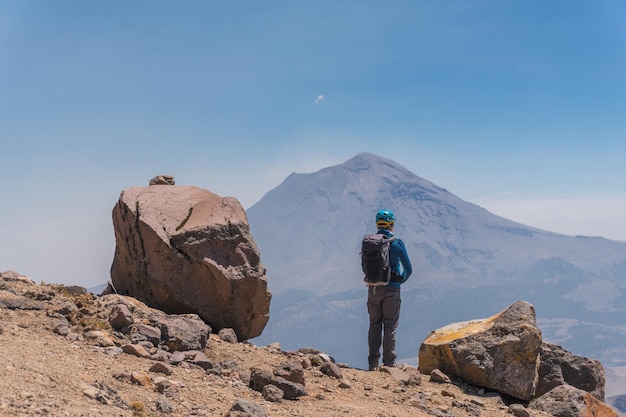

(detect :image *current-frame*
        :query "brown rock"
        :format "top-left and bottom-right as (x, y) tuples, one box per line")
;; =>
(529, 384), (617, 417)
(249, 367), (308, 400)
(320, 361), (343, 380)
(380, 365), (411, 384)
(418, 300), (541, 401)
(430, 369), (451, 384)
(108, 304), (134, 330)
(121, 343), (151, 359)
(274, 361), (305, 385)
(149, 362), (174, 376)
(155, 314), (210, 352)
(110, 185), (270, 341)
(130, 371), (152, 386)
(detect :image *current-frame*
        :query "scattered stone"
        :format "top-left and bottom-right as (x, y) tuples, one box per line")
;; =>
(262, 384), (283, 402)
(109, 304), (134, 330)
(274, 361), (305, 385)
(121, 343), (151, 359)
(380, 365), (412, 384)
(53, 318), (71, 336)
(441, 388), (456, 398)
(82, 381), (128, 408)
(113, 370), (131, 381)
(149, 362), (174, 375)
(155, 379), (178, 397)
(169, 350), (186, 364)
(219, 328), (238, 344)
(130, 371), (151, 386)
(155, 395), (174, 413)
(225, 398), (267, 417)
(151, 349), (171, 362)
(104, 346), (124, 356)
(320, 361), (343, 379)
(155, 314), (210, 352)
(508, 403), (531, 417)
(339, 379), (352, 389)
(189, 351), (214, 371)
(249, 367), (308, 400)
(430, 369), (451, 384)
(529, 384), (617, 417)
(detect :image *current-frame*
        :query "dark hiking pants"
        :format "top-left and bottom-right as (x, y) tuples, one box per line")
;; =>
(367, 285), (401, 369)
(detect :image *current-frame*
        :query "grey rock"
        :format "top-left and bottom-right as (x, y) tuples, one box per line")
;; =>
(261, 384), (283, 402)
(155, 314), (210, 352)
(529, 384), (617, 417)
(274, 361), (305, 385)
(536, 342), (606, 401)
(135, 323), (161, 347)
(430, 369), (451, 384)
(226, 398), (267, 417)
(249, 367), (307, 400)
(508, 403), (531, 417)
(320, 361), (343, 380)
(155, 395), (174, 413)
(419, 301), (541, 401)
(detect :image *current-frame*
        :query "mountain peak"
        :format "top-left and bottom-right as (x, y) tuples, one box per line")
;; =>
(248, 152), (626, 300)
(246, 153), (626, 379)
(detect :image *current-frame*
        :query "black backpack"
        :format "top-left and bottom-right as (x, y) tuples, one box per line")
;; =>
(361, 233), (396, 286)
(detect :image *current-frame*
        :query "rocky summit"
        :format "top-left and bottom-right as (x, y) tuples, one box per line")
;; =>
(1, 270), (619, 416)
(110, 181), (271, 341)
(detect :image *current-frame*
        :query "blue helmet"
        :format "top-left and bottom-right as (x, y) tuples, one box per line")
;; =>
(375, 209), (395, 226)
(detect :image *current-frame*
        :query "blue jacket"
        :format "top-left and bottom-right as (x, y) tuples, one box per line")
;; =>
(377, 228), (412, 288)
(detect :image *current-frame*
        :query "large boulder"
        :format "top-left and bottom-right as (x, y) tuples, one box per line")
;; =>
(110, 184), (271, 341)
(536, 342), (606, 401)
(418, 300), (542, 401)
(529, 384), (617, 417)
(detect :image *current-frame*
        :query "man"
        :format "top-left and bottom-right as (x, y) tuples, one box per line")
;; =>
(366, 209), (412, 370)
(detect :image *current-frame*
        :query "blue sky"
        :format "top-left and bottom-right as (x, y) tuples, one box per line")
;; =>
(2, 1), (625, 288)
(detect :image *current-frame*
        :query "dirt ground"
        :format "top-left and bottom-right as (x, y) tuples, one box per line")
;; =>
(0, 278), (544, 417)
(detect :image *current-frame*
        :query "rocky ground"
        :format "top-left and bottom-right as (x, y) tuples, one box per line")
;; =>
(0, 273), (552, 417)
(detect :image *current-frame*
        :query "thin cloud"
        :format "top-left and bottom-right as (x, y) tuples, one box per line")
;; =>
(473, 194), (626, 241)
(314, 94), (325, 104)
